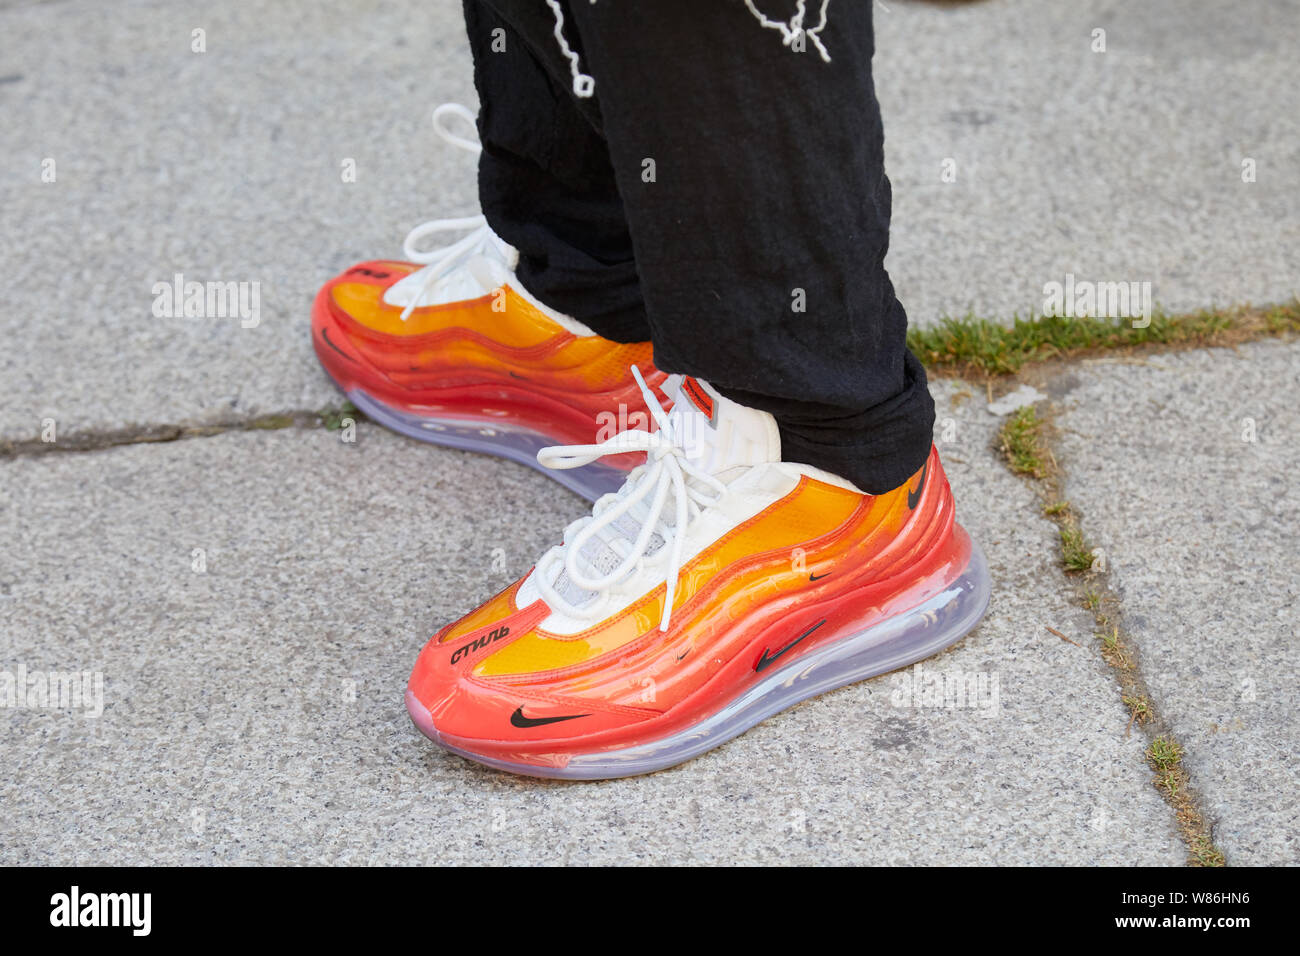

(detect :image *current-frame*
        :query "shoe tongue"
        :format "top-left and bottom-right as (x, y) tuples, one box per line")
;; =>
(547, 376), (779, 610)
(664, 375), (781, 476)
(384, 229), (513, 309)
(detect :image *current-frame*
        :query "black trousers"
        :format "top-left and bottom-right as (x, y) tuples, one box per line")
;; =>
(462, 0), (934, 494)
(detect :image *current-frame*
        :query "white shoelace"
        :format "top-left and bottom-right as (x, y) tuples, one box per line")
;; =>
(535, 368), (726, 633)
(399, 103), (511, 321)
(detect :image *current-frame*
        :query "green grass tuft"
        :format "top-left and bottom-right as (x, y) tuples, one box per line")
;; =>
(998, 406), (1047, 478)
(321, 401), (360, 431)
(909, 300), (1300, 376)
(1059, 524), (1094, 572)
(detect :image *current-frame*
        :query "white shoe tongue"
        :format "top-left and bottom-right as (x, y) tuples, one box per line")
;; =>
(664, 375), (782, 475)
(548, 375), (780, 610)
(383, 226), (514, 310)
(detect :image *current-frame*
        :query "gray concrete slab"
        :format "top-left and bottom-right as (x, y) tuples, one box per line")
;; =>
(877, 0), (1300, 323)
(1054, 340), (1300, 865)
(0, 393), (1183, 864)
(0, 0), (477, 440)
(3, 0), (1298, 443)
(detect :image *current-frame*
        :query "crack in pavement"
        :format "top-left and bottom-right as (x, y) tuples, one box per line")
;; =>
(0, 408), (354, 460)
(993, 369), (1226, 866)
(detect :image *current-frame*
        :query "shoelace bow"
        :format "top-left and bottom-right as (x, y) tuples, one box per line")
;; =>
(535, 367), (726, 632)
(399, 103), (511, 321)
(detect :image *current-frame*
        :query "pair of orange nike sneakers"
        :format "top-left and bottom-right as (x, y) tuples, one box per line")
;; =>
(311, 106), (990, 779)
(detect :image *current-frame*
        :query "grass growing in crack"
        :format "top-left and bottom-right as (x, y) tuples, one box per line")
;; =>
(997, 408), (1096, 574)
(911, 298), (1300, 378)
(1122, 694), (1151, 735)
(1099, 626), (1132, 670)
(1093, 620), (1222, 864)
(0, 411), (330, 458)
(1190, 839), (1227, 868)
(1059, 523), (1094, 572)
(1148, 737), (1185, 797)
(998, 406), (1048, 479)
(991, 395), (1225, 865)
(320, 401), (360, 431)
(248, 414), (295, 430)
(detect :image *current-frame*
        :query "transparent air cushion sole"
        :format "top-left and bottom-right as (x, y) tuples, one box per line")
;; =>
(348, 388), (627, 502)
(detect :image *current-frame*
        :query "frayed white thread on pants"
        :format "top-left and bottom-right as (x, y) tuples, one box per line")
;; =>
(743, 0), (832, 63)
(544, 0), (831, 101)
(546, 0), (597, 98)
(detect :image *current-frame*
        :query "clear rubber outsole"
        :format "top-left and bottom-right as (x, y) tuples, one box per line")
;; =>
(406, 532), (992, 780)
(347, 388), (626, 502)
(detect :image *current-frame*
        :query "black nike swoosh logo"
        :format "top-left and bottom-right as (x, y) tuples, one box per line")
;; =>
(319, 327), (357, 363)
(509, 707), (589, 728)
(809, 571), (830, 581)
(754, 619), (826, 673)
(907, 460), (929, 511)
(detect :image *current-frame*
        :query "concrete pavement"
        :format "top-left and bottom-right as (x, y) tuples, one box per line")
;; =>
(0, 389), (1184, 864)
(1, 0), (1296, 865)
(1054, 340), (1300, 865)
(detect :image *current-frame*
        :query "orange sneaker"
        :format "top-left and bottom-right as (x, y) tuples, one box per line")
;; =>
(311, 104), (665, 500)
(406, 370), (991, 778)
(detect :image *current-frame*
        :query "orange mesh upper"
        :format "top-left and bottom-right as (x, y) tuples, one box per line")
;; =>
(474, 477), (866, 677)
